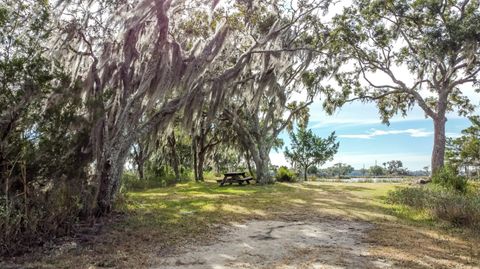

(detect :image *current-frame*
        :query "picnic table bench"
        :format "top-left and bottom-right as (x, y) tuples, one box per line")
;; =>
(217, 172), (253, 186)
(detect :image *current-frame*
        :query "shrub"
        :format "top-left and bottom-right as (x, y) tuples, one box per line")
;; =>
(387, 186), (480, 231)
(429, 190), (480, 229)
(275, 166), (297, 182)
(0, 179), (84, 255)
(432, 165), (467, 193)
(121, 170), (177, 191)
(386, 187), (429, 208)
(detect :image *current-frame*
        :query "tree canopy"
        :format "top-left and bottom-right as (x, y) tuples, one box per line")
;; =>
(2, 0), (479, 256)
(446, 115), (480, 177)
(326, 0), (480, 172)
(285, 126), (339, 181)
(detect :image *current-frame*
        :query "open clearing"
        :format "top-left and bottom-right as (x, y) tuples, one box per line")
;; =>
(2, 182), (480, 268)
(156, 219), (379, 269)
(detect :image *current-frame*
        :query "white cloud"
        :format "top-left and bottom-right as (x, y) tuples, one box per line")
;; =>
(338, 128), (433, 139)
(446, 132), (462, 138)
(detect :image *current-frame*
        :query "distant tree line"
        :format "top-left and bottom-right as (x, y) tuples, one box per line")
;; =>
(307, 160), (420, 178)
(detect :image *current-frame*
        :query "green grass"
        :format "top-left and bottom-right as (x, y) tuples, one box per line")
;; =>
(111, 180), (480, 269)
(9, 180), (479, 268)
(120, 180), (476, 243)
(120, 181), (414, 235)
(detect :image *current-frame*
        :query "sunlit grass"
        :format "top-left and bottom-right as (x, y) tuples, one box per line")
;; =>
(121, 181), (434, 233)
(27, 180), (479, 268)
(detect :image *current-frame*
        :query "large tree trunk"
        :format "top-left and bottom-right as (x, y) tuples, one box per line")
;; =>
(96, 160), (114, 215)
(432, 116), (447, 173)
(193, 129), (210, 182)
(168, 133), (180, 182)
(197, 149), (206, 181)
(95, 146), (128, 215)
(250, 143), (274, 184)
(94, 98), (181, 216)
(253, 157), (271, 184)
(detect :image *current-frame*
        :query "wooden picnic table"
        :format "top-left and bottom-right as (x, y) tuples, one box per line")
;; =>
(217, 172), (253, 186)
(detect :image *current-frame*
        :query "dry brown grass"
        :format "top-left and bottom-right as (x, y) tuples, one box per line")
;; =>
(1, 181), (479, 268)
(368, 222), (480, 268)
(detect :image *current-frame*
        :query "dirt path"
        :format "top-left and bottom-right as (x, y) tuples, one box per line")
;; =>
(154, 219), (390, 269)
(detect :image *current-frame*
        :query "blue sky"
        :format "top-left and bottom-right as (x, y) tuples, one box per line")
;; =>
(270, 99), (478, 171)
(266, 1), (479, 171)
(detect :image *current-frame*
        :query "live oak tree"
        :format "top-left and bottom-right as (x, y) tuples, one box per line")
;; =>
(220, 0), (332, 184)
(285, 127), (339, 181)
(223, 83), (313, 184)
(191, 113), (226, 182)
(327, 0), (480, 173)
(54, 0), (231, 213)
(2, 0), (339, 253)
(53, 0), (303, 213)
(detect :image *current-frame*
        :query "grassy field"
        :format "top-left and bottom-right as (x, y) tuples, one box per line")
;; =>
(5, 181), (480, 268)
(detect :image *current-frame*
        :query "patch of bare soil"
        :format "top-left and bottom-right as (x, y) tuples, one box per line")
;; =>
(153, 219), (389, 269)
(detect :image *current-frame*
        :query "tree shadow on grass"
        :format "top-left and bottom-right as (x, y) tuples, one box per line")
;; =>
(5, 181), (478, 268)
(291, 183), (480, 268)
(133, 181), (480, 269)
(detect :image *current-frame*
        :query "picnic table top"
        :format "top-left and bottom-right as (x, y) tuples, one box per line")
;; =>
(223, 171), (247, 176)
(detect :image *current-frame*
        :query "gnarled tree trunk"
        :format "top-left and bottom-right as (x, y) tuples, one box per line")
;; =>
(95, 138), (130, 215)
(247, 141), (274, 184)
(197, 148), (206, 181)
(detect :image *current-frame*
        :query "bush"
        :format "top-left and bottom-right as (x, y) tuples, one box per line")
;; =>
(432, 165), (467, 193)
(386, 187), (429, 208)
(275, 166), (297, 182)
(430, 190), (480, 228)
(0, 179), (84, 255)
(387, 186), (480, 231)
(121, 170), (178, 191)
